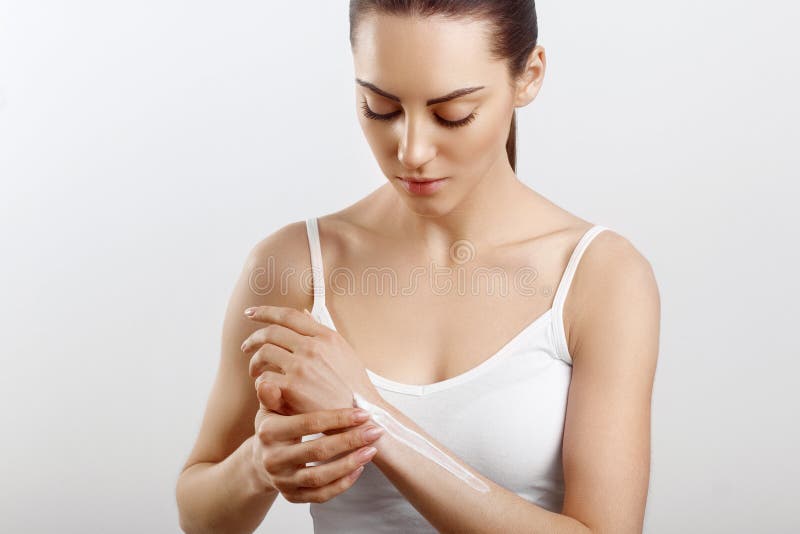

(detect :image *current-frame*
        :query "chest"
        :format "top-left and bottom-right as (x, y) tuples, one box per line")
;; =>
(324, 265), (561, 386)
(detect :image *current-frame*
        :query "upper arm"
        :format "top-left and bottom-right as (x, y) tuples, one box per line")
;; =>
(179, 221), (314, 472)
(560, 231), (661, 534)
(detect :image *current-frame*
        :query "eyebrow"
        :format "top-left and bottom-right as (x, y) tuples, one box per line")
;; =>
(355, 78), (485, 106)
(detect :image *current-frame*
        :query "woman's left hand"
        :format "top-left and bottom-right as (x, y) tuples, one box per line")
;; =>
(241, 305), (383, 417)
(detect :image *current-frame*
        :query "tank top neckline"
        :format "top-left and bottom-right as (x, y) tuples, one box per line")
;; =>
(313, 298), (554, 395)
(305, 217), (610, 396)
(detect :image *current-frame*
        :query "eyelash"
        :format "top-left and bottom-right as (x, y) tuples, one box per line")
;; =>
(360, 98), (477, 129)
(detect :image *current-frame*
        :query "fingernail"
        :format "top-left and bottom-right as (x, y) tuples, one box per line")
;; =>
(358, 447), (377, 461)
(244, 308), (255, 316)
(362, 426), (384, 440)
(350, 465), (365, 479)
(240, 342), (247, 352)
(353, 409), (369, 421)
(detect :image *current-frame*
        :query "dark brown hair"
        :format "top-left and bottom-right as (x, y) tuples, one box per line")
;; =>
(349, 0), (539, 172)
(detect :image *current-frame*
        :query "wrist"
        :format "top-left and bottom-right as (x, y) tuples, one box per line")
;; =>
(236, 434), (278, 497)
(352, 395), (398, 459)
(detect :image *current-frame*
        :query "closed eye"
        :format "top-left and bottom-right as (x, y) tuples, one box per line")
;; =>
(360, 98), (477, 129)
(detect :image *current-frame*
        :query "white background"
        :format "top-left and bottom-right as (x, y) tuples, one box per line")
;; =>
(1, 1), (798, 532)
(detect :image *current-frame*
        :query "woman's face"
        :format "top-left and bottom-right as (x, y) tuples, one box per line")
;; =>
(351, 14), (542, 213)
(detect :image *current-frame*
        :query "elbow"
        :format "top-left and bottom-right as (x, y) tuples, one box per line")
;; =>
(175, 471), (203, 534)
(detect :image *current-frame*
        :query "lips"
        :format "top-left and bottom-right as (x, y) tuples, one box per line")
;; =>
(396, 176), (448, 195)
(398, 176), (445, 183)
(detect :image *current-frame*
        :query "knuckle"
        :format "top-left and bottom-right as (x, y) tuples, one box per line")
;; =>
(251, 354), (268, 376)
(297, 338), (321, 358)
(254, 372), (269, 391)
(256, 427), (270, 443)
(249, 330), (264, 347)
(308, 446), (327, 463)
(278, 308), (295, 323)
(310, 492), (327, 504)
(301, 413), (323, 434)
(308, 341), (325, 358)
(249, 351), (268, 377)
(338, 410), (352, 428)
(347, 430), (363, 448)
(301, 470), (323, 488)
(253, 343), (267, 359)
(271, 475), (291, 493)
(262, 454), (279, 473)
(318, 329), (335, 343)
(291, 358), (309, 376)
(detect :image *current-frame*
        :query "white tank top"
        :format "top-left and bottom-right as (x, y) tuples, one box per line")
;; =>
(302, 217), (609, 533)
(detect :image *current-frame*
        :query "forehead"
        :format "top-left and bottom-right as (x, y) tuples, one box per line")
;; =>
(352, 14), (502, 96)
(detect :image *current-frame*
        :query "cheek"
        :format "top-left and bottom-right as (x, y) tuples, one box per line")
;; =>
(358, 118), (393, 154)
(448, 111), (508, 164)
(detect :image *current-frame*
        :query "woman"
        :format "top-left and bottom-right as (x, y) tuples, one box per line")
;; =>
(176, 1), (660, 533)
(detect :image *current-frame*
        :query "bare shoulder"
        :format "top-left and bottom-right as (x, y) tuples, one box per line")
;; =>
(178, 220), (315, 472)
(560, 227), (660, 533)
(565, 228), (660, 364)
(242, 219), (317, 313)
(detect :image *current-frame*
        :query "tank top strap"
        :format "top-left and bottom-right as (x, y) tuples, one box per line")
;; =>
(304, 217), (327, 313)
(550, 224), (611, 365)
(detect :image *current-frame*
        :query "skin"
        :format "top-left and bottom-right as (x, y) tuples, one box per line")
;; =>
(177, 12), (660, 534)
(323, 13), (593, 385)
(353, 12), (554, 245)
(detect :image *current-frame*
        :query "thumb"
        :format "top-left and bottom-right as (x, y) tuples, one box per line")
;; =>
(258, 381), (290, 415)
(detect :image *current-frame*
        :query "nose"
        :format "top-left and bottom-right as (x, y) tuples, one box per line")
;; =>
(397, 113), (436, 170)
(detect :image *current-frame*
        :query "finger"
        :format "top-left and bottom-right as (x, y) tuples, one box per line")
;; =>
(256, 373), (299, 416)
(248, 341), (294, 378)
(268, 407), (368, 442)
(283, 421), (383, 468)
(242, 323), (304, 355)
(283, 466), (367, 504)
(256, 381), (286, 413)
(243, 305), (325, 337)
(281, 467), (364, 504)
(255, 370), (286, 395)
(283, 447), (373, 503)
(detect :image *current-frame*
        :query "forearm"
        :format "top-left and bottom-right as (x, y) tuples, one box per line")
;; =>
(368, 400), (592, 534)
(176, 434), (280, 534)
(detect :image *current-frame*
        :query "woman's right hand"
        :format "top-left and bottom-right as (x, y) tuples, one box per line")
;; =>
(250, 382), (384, 503)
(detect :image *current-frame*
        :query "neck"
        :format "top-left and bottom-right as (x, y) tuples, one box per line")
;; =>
(387, 159), (535, 261)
